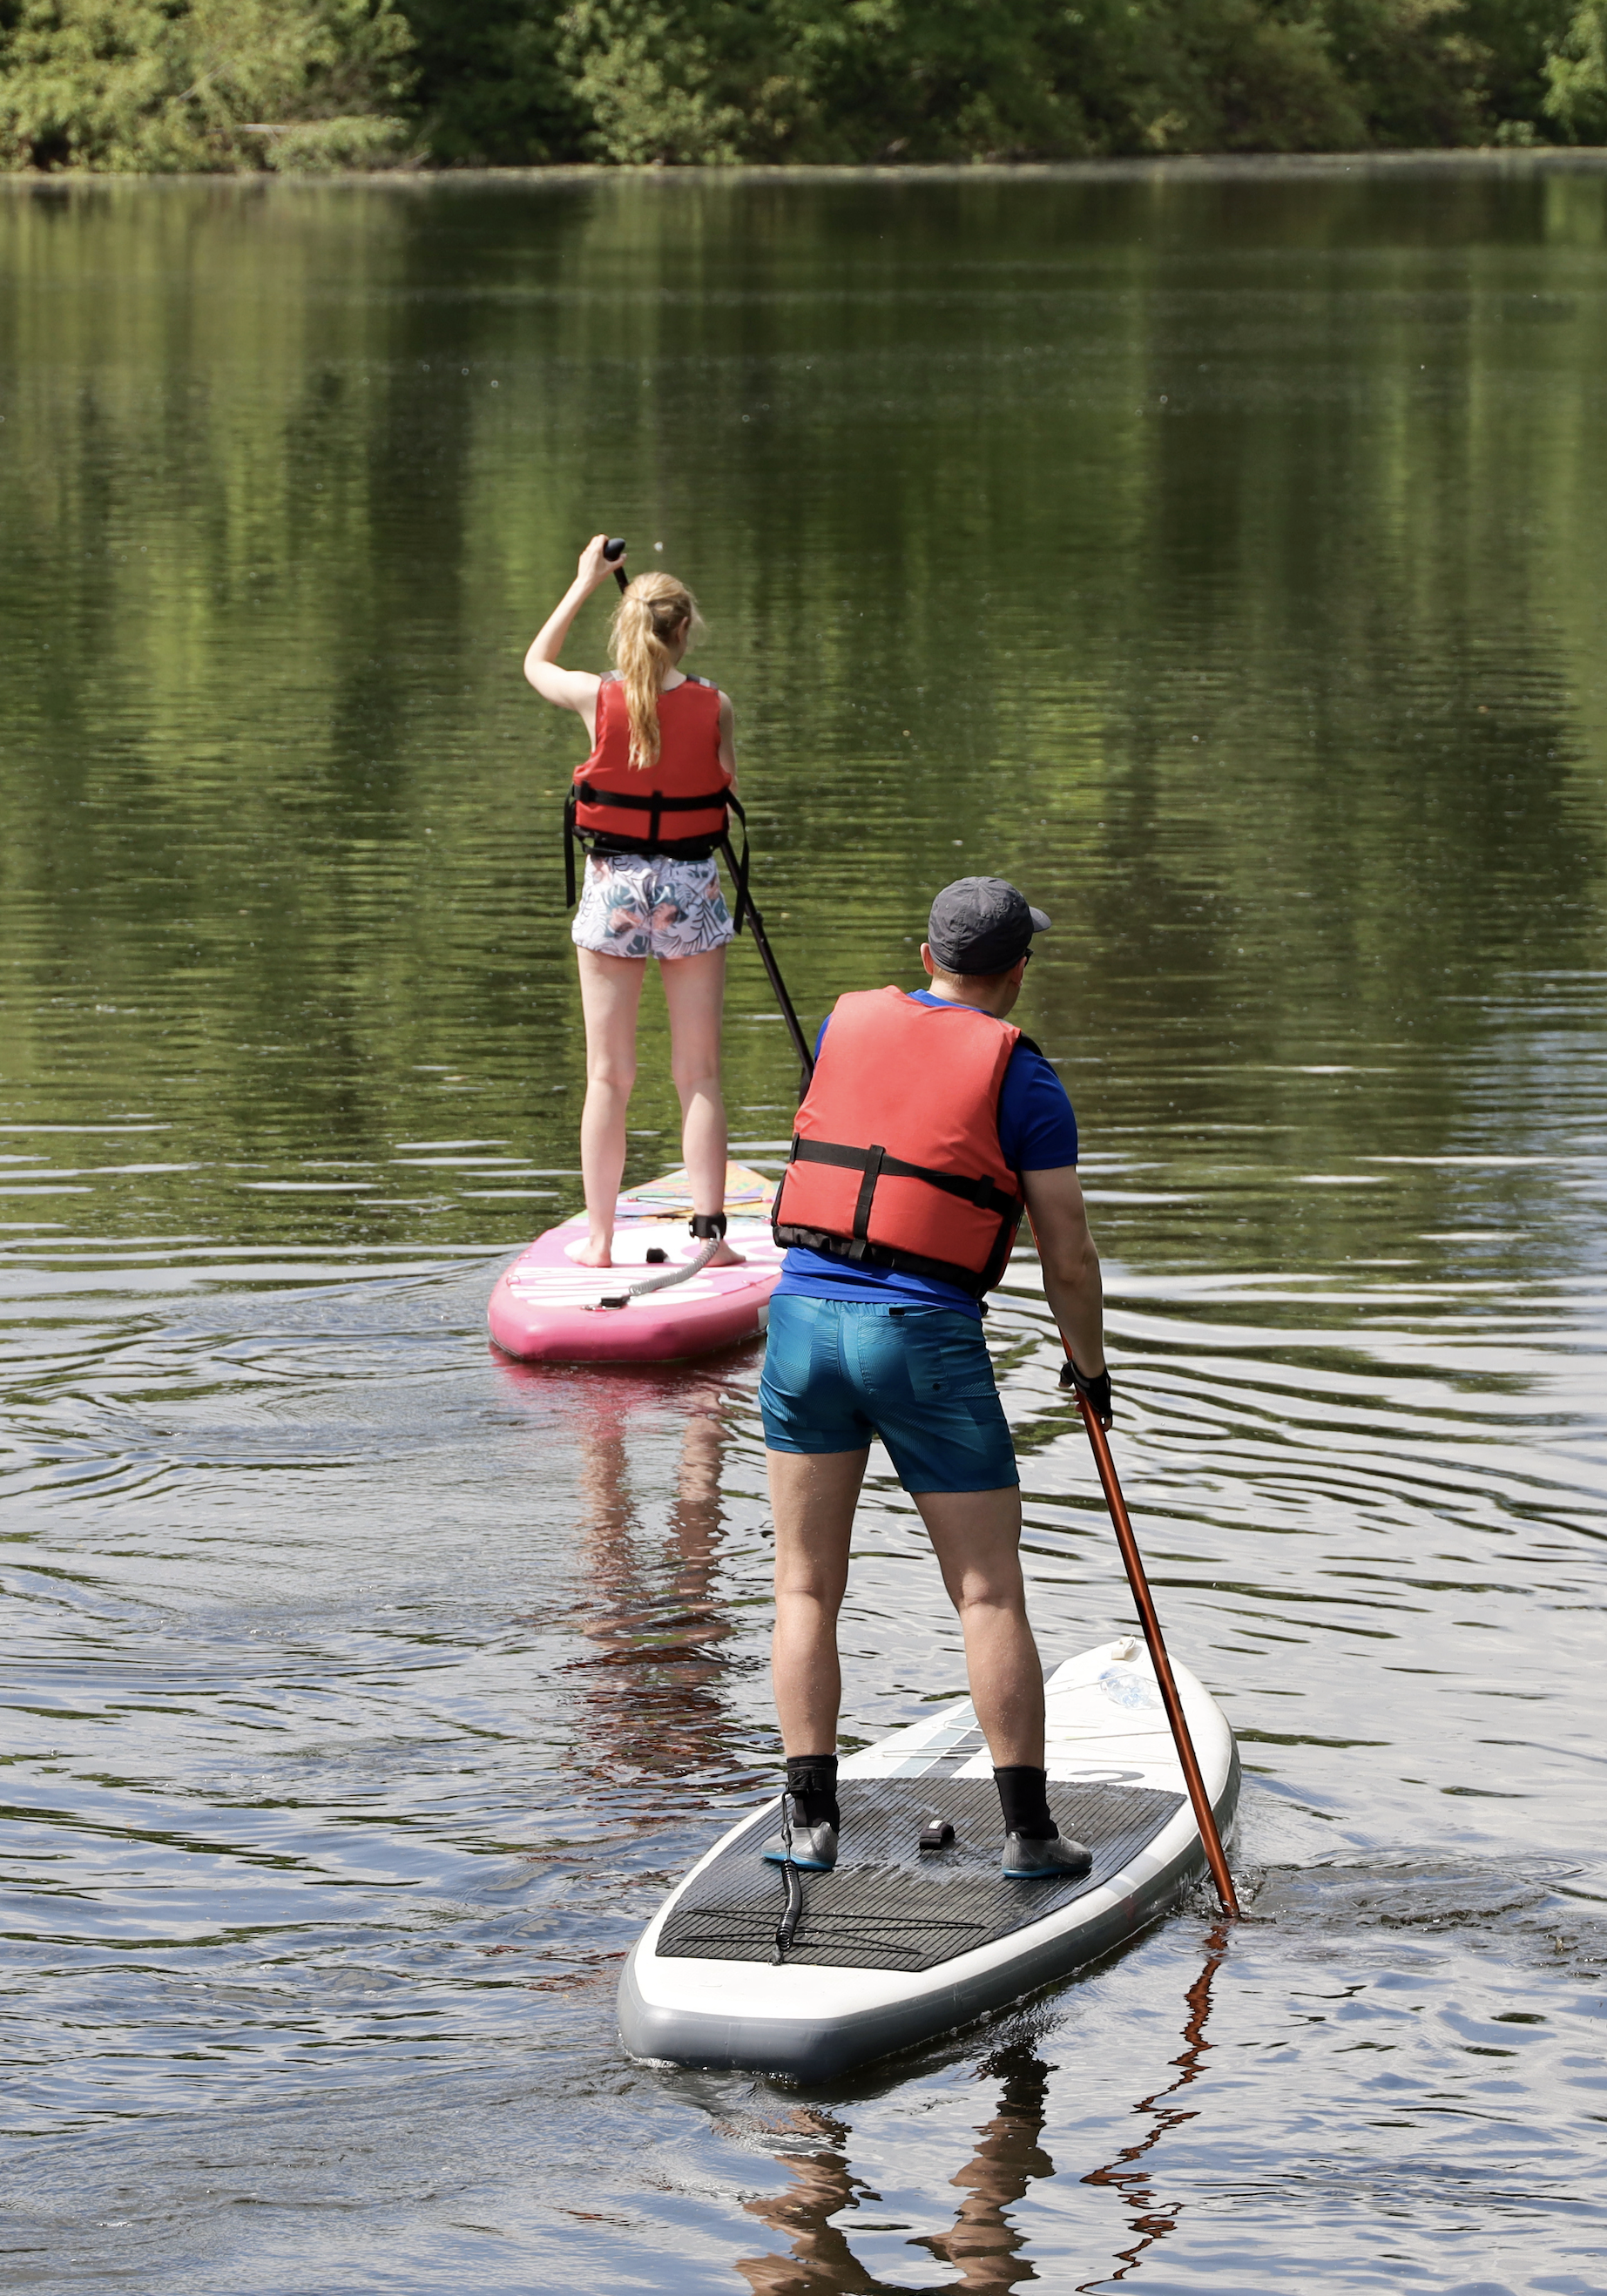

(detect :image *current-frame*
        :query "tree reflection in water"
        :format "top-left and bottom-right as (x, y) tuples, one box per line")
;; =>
(736, 2043), (1054, 2293)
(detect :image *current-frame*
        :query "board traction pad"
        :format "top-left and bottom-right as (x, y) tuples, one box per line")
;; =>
(657, 1777), (1185, 1974)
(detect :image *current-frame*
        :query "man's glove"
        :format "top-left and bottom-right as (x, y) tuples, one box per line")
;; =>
(1058, 1357), (1113, 1429)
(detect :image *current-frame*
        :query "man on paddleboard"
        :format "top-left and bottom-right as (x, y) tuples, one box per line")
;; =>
(760, 878), (1111, 1879)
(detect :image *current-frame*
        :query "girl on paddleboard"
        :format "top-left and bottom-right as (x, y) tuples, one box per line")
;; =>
(524, 536), (743, 1270)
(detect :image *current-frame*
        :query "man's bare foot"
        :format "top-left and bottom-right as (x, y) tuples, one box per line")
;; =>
(706, 1239), (746, 1267)
(574, 1238), (613, 1268)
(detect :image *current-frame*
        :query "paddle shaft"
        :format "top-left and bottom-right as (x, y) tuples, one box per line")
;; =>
(716, 834), (814, 1084)
(1029, 1218), (1239, 1918)
(604, 536), (629, 592)
(1072, 1390), (1240, 1919)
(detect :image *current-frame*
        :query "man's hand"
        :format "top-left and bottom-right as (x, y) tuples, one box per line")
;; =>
(1059, 1358), (1113, 1428)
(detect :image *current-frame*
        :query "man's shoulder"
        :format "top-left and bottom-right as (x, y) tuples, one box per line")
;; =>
(998, 1036), (1078, 1167)
(1004, 1034), (1069, 1087)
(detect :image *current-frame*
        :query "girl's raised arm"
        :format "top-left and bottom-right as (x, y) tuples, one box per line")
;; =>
(523, 534), (616, 726)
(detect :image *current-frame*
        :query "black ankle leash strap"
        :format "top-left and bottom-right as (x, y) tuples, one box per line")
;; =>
(773, 1790), (803, 1965)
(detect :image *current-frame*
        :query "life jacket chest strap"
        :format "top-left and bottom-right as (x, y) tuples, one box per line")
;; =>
(573, 778), (733, 845)
(787, 1136), (1024, 1226)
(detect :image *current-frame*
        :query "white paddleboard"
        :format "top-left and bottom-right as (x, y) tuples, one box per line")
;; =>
(618, 1638), (1239, 2081)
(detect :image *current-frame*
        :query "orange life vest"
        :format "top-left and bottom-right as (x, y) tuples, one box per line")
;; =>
(568, 674), (732, 873)
(771, 989), (1029, 1297)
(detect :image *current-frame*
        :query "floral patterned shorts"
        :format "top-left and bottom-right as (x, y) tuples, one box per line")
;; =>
(571, 851), (734, 961)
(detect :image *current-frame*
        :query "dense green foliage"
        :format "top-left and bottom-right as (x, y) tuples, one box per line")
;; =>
(0, 0), (415, 169)
(0, 0), (1603, 168)
(1544, 0), (1607, 132)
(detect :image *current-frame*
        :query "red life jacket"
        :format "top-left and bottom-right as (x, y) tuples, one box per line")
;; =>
(771, 989), (1029, 1297)
(569, 674), (731, 864)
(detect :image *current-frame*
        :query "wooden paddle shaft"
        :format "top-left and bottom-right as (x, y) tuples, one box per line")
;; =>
(1071, 1389), (1241, 1920)
(1025, 1206), (1239, 1918)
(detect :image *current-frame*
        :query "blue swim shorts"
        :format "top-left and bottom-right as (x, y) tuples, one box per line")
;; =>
(759, 1294), (1018, 1494)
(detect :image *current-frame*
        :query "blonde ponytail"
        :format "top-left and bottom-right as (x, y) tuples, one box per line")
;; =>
(609, 572), (705, 768)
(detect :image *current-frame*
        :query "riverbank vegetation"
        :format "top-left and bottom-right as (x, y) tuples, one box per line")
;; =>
(1, 0), (1604, 170)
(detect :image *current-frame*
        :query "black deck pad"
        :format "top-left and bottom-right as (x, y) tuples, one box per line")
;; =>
(658, 1778), (1185, 1973)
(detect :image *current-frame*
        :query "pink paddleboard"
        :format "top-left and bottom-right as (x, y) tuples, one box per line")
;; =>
(487, 1163), (784, 1365)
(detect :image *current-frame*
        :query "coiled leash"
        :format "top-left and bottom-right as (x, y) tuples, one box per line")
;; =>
(772, 1789), (804, 1964)
(596, 1212), (727, 1312)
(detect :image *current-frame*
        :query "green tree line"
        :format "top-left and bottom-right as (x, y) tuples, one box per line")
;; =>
(1, 0), (1604, 173)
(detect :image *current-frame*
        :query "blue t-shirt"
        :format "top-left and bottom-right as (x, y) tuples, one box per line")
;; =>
(773, 989), (1079, 1320)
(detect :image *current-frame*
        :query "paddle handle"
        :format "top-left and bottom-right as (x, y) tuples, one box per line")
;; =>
(604, 537), (629, 593)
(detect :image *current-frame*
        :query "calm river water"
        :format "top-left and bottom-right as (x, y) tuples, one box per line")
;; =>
(2, 159), (1605, 2293)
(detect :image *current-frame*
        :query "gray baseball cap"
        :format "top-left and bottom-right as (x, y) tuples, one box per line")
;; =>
(927, 878), (1051, 973)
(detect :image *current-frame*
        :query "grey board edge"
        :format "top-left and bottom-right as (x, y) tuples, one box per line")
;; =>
(618, 1746), (1240, 2082)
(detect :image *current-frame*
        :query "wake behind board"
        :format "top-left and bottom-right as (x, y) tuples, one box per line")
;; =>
(619, 1639), (1239, 2081)
(488, 1163), (784, 1365)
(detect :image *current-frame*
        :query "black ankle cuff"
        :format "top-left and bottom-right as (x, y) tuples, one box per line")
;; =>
(785, 1752), (840, 1829)
(993, 1763), (1057, 1841)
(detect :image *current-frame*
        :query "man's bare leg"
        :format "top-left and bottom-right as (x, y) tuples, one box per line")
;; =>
(918, 1484), (1089, 1874)
(914, 1487), (1045, 1770)
(767, 1447), (869, 1754)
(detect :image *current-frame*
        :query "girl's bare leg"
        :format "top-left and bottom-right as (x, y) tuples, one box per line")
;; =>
(660, 947), (743, 1266)
(575, 948), (647, 1267)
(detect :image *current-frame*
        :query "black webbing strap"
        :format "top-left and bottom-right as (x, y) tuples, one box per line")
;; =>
(564, 781), (733, 910)
(849, 1145), (886, 1254)
(572, 780), (731, 818)
(723, 792), (750, 934)
(771, 1223), (1006, 1298)
(788, 1136), (1024, 1222)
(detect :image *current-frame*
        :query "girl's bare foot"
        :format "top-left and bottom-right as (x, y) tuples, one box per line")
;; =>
(706, 1239), (746, 1267)
(574, 1238), (614, 1268)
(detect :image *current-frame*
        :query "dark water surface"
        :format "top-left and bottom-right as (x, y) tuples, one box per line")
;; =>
(2, 160), (1606, 2293)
